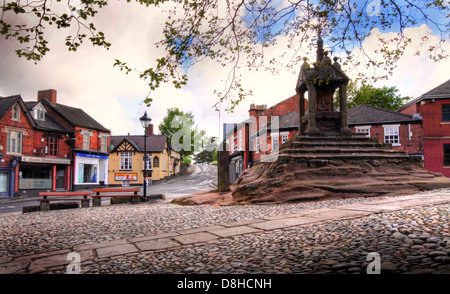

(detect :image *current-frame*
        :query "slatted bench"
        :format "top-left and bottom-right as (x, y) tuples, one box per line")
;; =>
(38, 191), (91, 211)
(91, 188), (141, 207)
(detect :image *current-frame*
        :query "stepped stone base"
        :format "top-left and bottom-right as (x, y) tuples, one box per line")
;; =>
(231, 133), (450, 204)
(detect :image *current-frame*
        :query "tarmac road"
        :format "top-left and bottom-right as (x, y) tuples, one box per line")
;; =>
(0, 164), (217, 214)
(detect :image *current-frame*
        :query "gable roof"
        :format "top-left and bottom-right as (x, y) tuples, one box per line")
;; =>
(398, 78), (450, 111)
(110, 135), (168, 153)
(41, 99), (110, 132)
(0, 95), (37, 127)
(0, 95), (21, 120)
(23, 101), (71, 134)
(348, 104), (421, 125)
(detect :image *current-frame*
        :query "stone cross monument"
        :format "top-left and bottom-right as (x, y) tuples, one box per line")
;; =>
(296, 33), (351, 135)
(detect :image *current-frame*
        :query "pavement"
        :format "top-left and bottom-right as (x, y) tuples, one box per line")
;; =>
(1, 189), (449, 274)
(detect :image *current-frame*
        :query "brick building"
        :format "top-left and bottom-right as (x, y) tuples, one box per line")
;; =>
(36, 90), (111, 190)
(225, 78), (450, 184)
(226, 94), (304, 183)
(0, 90), (110, 197)
(348, 104), (423, 158)
(398, 79), (450, 177)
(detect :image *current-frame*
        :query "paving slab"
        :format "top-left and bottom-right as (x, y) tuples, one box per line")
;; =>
(134, 238), (180, 251)
(28, 252), (73, 273)
(129, 232), (180, 243)
(208, 225), (262, 238)
(297, 208), (372, 220)
(0, 260), (29, 274)
(173, 232), (219, 245)
(74, 239), (129, 252)
(249, 217), (318, 231)
(96, 243), (139, 259)
(178, 225), (226, 235)
(221, 219), (266, 227)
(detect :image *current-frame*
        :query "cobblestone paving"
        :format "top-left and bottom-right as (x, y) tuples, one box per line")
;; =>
(1, 190), (449, 274)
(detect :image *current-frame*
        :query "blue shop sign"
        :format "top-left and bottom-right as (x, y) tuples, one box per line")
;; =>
(76, 153), (109, 159)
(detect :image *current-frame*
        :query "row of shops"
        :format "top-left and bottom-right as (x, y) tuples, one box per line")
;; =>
(0, 90), (111, 198)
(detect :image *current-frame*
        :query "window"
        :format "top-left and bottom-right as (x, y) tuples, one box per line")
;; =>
(238, 131), (243, 151)
(281, 132), (289, 144)
(153, 156), (160, 168)
(383, 125), (400, 146)
(255, 137), (260, 154)
(144, 154), (152, 170)
(443, 105), (450, 122)
(78, 164), (97, 183)
(83, 132), (90, 150)
(120, 152), (133, 170)
(12, 104), (19, 120)
(444, 144), (450, 166)
(271, 133), (279, 152)
(47, 136), (58, 156)
(35, 109), (45, 120)
(355, 126), (371, 138)
(100, 136), (108, 153)
(6, 131), (22, 154)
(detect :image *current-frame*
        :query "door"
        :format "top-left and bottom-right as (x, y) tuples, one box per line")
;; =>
(56, 166), (65, 189)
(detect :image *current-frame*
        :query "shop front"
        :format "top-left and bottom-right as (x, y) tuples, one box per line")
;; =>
(18, 156), (71, 196)
(0, 167), (15, 198)
(73, 152), (108, 190)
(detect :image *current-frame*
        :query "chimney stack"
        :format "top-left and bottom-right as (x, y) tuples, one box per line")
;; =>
(145, 124), (154, 136)
(37, 89), (57, 105)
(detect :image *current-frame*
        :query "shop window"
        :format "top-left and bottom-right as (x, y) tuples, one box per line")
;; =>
(6, 131), (22, 154)
(78, 163), (97, 183)
(120, 152), (133, 170)
(19, 166), (52, 189)
(444, 144), (450, 166)
(0, 172), (9, 194)
(47, 136), (58, 156)
(153, 156), (159, 167)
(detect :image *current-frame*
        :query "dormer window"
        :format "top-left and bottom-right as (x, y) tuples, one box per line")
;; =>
(36, 109), (45, 120)
(33, 103), (46, 121)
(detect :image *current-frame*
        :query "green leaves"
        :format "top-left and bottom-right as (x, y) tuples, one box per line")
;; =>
(1, 0), (110, 61)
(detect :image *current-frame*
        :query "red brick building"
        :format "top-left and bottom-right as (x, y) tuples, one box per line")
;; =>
(226, 95), (304, 183)
(348, 104), (423, 158)
(0, 90), (110, 197)
(225, 78), (450, 183)
(398, 79), (450, 177)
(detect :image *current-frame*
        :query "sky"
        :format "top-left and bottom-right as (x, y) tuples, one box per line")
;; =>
(0, 1), (449, 145)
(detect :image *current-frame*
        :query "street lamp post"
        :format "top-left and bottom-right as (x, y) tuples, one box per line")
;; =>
(139, 111), (152, 200)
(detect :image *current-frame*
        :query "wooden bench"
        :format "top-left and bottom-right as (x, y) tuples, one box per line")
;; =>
(38, 191), (91, 211)
(91, 188), (141, 207)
